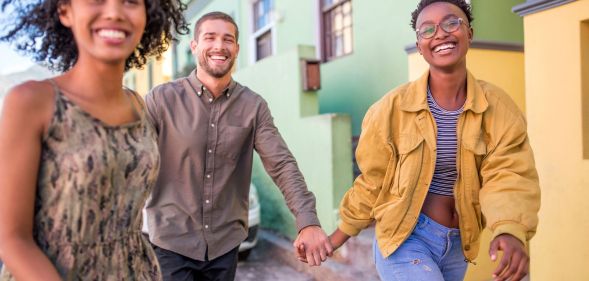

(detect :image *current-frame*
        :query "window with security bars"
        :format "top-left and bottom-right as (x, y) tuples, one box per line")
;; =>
(253, 0), (274, 61)
(321, 0), (353, 61)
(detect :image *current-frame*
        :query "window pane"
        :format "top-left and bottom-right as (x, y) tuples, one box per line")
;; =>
(322, 0), (352, 60)
(342, 1), (351, 14)
(323, 0), (343, 7)
(343, 3), (352, 27)
(254, 0), (273, 31)
(256, 30), (272, 61)
(334, 30), (343, 57)
(344, 27), (353, 54)
(334, 9), (343, 30)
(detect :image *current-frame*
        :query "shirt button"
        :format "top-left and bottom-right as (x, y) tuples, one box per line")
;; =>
(464, 245), (471, 251)
(205, 225), (209, 229)
(208, 98), (213, 103)
(211, 123), (215, 127)
(206, 174), (211, 178)
(206, 200), (210, 204)
(208, 149), (212, 153)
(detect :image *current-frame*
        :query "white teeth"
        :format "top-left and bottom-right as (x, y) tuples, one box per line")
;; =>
(210, 55), (227, 60)
(97, 29), (126, 40)
(434, 43), (456, 53)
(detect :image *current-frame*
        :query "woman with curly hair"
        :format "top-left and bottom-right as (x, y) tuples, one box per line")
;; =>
(322, 0), (541, 280)
(0, 0), (187, 280)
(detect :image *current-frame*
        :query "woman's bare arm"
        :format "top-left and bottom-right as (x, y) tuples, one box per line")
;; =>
(0, 81), (61, 281)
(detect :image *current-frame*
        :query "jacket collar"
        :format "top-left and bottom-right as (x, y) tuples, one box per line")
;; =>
(399, 69), (488, 114)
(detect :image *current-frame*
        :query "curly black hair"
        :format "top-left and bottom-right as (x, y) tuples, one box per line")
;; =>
(410, 0), (474, 30)
(0, 0), (189, 72)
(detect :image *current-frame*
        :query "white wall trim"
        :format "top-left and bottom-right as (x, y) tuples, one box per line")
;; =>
(248, 1), (277, 64)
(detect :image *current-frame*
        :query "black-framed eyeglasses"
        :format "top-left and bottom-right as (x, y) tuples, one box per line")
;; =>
(416, 17), (467, 39)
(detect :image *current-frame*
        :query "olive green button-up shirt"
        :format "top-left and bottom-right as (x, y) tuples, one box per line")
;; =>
(144, 70), (320, 260)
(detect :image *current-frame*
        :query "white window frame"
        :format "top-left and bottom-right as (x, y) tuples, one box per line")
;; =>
(249, 0), (277, 63)
(320, 0), (354, 62)
(314, 0), (322, 60)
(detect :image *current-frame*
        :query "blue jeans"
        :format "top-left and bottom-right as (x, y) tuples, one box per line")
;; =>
(374, 213), (468, 281)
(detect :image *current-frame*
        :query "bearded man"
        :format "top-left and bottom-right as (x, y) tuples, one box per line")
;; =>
(143, 11), (332, 281)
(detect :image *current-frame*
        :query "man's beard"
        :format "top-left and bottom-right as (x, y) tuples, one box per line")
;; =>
(198, 54), (235, 78)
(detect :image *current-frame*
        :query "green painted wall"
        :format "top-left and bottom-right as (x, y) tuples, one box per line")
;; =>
(471, 0), (524, 43)
(319, 0), (524, 136)
(318, 1), (419, 136)
(174, 0), (525, 238)
(235, 46), (353, 238)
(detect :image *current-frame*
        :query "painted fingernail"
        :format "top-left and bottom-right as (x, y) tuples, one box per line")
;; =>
(491, 254), (497, 260)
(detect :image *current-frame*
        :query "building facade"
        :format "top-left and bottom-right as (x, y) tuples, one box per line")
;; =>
(513, 0), (589, 279)
(126, 0), (534, 280)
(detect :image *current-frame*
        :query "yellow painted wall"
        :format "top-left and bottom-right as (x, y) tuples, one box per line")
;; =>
(125, 50), (174, 97)
(407, 47), (525, 281)
(521, 1), (589, 280)
(408, 48), (526, 112)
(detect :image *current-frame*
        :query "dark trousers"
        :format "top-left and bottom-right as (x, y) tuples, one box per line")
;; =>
(153, 245), (239, 281)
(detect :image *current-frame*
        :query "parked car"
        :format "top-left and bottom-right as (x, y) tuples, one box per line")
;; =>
(238, 183), (260, 260)
(141, 183), (261, 260)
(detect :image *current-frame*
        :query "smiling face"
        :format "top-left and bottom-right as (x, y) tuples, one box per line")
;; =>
(415, 2), (473, 71)
(58, 0), (146, 67)
(190, 19), (239, 80)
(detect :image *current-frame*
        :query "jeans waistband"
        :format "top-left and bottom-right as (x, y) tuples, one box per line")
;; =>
(417, 213), (461, 237)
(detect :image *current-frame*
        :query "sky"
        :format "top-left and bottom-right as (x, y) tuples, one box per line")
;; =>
(0, 42), (35, 75)
(0, 1), (36, 75)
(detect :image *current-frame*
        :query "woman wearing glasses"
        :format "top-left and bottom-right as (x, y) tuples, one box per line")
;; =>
(322, 0), (540, 280)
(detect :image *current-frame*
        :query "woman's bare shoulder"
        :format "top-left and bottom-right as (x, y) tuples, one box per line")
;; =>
(2, 79), (56, 130)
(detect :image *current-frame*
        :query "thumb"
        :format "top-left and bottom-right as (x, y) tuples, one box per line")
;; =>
(489, 238), (500, 261)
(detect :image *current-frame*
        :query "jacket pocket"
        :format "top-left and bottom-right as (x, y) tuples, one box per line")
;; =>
(462, 134), (487, 205)
(380, 142), (398, 195)
(390, 134), (425, 197)
(463, 134), (487, 167)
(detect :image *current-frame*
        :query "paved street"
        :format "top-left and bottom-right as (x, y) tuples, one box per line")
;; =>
(235, 238), (314, 281)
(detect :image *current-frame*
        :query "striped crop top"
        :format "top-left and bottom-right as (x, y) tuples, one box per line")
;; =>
(427, 86), (464, 197)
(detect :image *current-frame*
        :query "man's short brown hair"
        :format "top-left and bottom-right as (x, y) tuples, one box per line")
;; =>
(194, 11), (239, 41)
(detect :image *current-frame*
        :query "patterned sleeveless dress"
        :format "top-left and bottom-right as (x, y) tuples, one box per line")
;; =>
(0, 81), (162, 280)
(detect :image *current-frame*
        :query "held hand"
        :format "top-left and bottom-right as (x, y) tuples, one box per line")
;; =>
(329, 228), (351, 252)
(292, 225), (333, 266)
(295, 228), (351, 264)
(489, 234), (529, 281)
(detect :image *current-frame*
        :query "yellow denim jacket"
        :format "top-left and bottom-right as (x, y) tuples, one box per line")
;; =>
(339, 70), (540, 261)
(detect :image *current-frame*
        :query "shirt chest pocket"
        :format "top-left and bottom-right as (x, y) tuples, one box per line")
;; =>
(388, 134), (426, 197)
(218, 126), (253, 161)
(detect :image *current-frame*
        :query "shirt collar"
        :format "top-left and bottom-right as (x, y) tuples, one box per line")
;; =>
(188, 69), (237, 99)
(399, 69), (488, 114)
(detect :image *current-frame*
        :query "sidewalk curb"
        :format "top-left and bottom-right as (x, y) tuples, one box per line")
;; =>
(259, 230), (379, 281)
